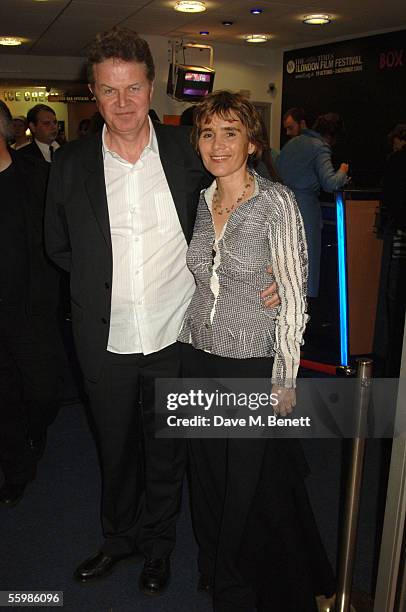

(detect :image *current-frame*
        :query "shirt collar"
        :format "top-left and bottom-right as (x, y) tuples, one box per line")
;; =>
(35, 139), (59, 152)
(102, 116), (158, 162)
(35, 139), (59, 162)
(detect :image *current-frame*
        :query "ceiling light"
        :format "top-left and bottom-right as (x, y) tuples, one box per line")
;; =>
(0, 36), (23, 46)
(303, 14), (331, 25)
(244, 34), (270, 43)
(250, 8), (263, 15)
(174, 1), (206, 13)
(199, 31), (209, 36)
(222, 20), (234, 26)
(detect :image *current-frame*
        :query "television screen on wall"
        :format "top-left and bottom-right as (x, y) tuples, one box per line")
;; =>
(167, 64), (215, 101)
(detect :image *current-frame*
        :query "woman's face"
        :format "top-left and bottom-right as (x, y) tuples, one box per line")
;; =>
(198, 112), (255, 179)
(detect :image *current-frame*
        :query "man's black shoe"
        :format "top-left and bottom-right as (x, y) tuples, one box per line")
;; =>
(74, 550), (139, 583)
(0, 482), (26, 506)
(139, 557), (170, 596)
(197, 573), (213, 595)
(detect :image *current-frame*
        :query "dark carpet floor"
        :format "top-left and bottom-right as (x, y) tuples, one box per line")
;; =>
(0, 400), (384, 611)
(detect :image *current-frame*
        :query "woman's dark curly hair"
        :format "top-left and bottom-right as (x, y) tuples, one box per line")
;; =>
(191, 90), (267, 161)
(312, 113), (344, 140)
(87, 27), (155, 84)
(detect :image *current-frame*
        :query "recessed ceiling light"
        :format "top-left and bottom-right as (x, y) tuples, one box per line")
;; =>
(244, 34), (270, 43)
(303, 14), (331, 25)
(199, 31), (209, 36)
(250, 8), (263, 15)
(0, 36), (23, 46)
(222, 20), (234, 26)
(174, 1), (206, 13)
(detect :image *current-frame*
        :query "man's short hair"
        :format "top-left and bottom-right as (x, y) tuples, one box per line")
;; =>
(27, 104), (56, 126)
(0, 100), (14, 141)
(86, 27), (155, 84)
(282, 107), (306, 125)
(191, 90), (266, 161)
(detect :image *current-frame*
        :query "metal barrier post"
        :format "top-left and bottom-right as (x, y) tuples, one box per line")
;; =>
(332, 358), (373, 612)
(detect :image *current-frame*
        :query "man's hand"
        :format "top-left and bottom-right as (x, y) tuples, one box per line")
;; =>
(261, 266), (280, 309)
(272, 385), (296, 417)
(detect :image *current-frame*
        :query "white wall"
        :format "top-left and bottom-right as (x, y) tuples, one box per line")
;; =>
(0, 35), (283, 148)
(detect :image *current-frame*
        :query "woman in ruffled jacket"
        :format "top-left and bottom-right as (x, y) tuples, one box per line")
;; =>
(178, 91), (335, 612)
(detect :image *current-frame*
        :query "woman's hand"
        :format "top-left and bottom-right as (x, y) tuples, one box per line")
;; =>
(261, 265), (281, 308)
(272, 385), (296, 417)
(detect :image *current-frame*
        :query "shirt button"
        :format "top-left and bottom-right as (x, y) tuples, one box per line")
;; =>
(101, 317), (107, 324)
(205, 323), (210, 329)
(104, 282), (110, 289)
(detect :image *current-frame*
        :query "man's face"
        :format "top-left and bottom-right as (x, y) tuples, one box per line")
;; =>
(284, 115), (301, 138)
(29, 110), (58, 145)
(90, 58), (153, 139)
(13, 119), (26, 139)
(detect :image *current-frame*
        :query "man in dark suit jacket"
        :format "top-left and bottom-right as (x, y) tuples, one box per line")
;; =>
(0, 101), (62, 506)
(45, 27), (211, 596)
(19, 104), (60, 163)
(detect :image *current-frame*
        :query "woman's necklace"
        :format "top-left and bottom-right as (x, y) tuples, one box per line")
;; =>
(212, 174), (254, 215)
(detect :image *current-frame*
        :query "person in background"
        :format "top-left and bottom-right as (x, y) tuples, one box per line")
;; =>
(378, 123), (406, 376)
(56, 123), (67, 147)
(282, 106), (307, 139)
(77, 118), (91, 139)
(389, 122), (406, 153)
(384, 123), (406, 229)
(88, 111), (104, 134)
(10, 116), (30, 150)
(178, 91), (335, 611)
(148, 108), (161, 123)
(19, 104), (59, 163)
(0, 101), (62, 506)
(278, 112), (349, 298)
(180, 105), (195, 126)
(252, 115), (280, 181)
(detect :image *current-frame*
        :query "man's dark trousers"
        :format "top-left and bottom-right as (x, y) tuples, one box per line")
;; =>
(85, 342), (185, 558)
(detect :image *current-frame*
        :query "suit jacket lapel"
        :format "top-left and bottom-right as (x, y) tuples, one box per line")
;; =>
(154, 125), (189, 239)
(83, 133), (112, 249)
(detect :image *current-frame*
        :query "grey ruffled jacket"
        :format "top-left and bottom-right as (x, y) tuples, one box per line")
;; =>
(178, 174), (309, 387)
